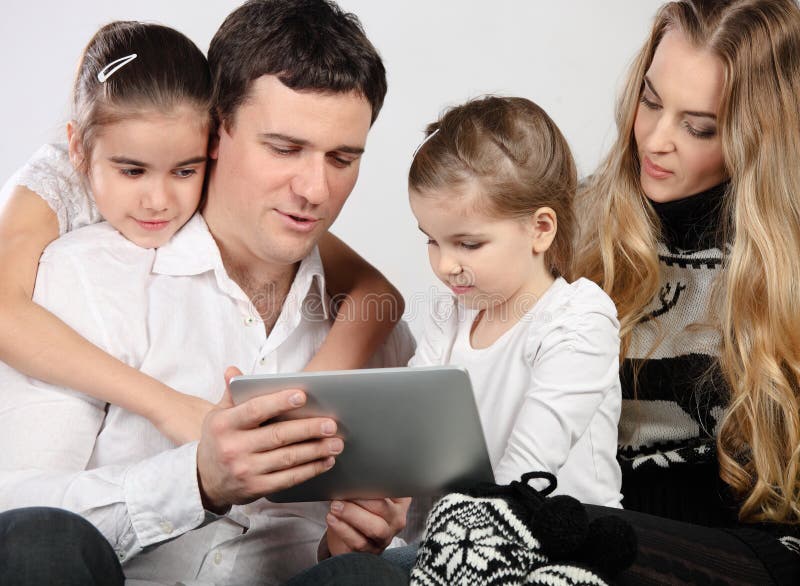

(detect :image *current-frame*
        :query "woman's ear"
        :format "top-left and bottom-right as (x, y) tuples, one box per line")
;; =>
(530, 206), (557, 254)
(66, 121), (85, 170)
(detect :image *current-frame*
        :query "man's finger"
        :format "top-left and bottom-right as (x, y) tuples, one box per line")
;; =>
(255, 456), (337, 497)
(251, 437), (344, 473)
(326, 513), (380, 554)
(329, 500), (392, 545)
(247, 417), (339, 451)
(228, 388), (312, 429)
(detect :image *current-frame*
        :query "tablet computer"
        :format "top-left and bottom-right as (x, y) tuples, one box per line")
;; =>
(229, 366), (494, 503)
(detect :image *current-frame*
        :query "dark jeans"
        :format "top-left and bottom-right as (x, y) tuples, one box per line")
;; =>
(0, 507), (124, 586)
(284, 545), (418, 586)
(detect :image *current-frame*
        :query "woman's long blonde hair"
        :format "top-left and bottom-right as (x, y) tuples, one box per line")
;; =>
(575, 0), (800, 524)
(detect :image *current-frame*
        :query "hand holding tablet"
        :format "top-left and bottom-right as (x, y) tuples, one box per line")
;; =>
(229, 366), (494, 503)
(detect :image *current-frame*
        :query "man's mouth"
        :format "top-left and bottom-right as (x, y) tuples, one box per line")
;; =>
(276, 210), (321, 232)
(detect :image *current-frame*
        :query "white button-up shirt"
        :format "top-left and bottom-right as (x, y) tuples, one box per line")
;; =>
(0, 213), (415, 585)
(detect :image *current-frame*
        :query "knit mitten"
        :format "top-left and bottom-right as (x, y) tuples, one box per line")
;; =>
(410, 472), (588, 586)
(526, 564), (610, 586)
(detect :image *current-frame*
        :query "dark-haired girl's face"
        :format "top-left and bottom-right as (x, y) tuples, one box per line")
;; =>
(633, 29), (727, 202)
(82, 105), (209, 248)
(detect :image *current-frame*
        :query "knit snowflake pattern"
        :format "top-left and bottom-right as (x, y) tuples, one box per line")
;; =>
(411, 493), (545, 586)
(526, 564), (609, 586)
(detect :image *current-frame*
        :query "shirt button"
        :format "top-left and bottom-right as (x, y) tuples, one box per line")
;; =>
(116, 550), (125, 561)
(214, 551), (223, 565)
(259, 356), (267, 365)
(244, 316), (256, 326)
(160, 520), (173, 534)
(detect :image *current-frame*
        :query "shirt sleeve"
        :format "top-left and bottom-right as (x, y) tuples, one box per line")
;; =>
(6, 143), (101, 235)
(493, 290), (621, 486)
(0, 247), (206, 562)
(407, 296), (458, 367)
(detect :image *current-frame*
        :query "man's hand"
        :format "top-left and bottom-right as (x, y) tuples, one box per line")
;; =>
(324, 497), (411, 556)
(196, 367), (343, 512)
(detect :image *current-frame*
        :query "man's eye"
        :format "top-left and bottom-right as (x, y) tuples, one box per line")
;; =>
(268, 145), (297, 156)
(120, 168), (144, 177)
(426, 238), (438, 246)
(174, 168), (197, 178)
(460, 242), (483, 250)
(328, 154), (356, 168)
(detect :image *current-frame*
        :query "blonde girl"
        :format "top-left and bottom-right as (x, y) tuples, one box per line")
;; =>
(408, 96), (622, 507)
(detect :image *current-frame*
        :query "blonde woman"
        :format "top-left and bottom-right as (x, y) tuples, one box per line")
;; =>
(576, 0), (800, 583)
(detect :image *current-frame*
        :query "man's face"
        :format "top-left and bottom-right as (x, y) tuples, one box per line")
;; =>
(205, 75), (373, 270)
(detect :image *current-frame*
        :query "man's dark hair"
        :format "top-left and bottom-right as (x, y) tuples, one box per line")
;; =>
(209, 0), (387, 128)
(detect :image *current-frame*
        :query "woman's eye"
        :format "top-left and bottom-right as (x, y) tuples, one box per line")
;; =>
(684, 122), (717, 139)
(174, 168), (197, 178)
(426, 238), (438, 246)
(639, 95), (661, 110)
(120, 168), (144, 177)
(460, 242), (483, 250)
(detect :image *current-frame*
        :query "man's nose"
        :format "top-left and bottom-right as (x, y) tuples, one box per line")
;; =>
(292, 156), (330, 205)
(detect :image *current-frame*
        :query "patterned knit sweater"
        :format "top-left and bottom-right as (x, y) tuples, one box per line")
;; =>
(616, 183), (800, 580)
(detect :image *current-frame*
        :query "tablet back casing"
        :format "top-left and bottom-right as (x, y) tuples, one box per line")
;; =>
(229, 366), (494, 502)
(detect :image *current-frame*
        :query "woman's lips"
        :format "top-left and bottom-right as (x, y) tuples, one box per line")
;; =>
(642, 156), (674, 180)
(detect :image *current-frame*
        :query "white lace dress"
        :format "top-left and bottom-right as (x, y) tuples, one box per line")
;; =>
(2, 143), (101, 234)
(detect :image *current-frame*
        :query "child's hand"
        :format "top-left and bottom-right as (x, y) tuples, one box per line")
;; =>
(324, 497), (411, 557)
(153, 393), (216, 444)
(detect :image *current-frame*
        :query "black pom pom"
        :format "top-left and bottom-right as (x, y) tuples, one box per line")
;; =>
(578, 515), (638, 576)
(530, 494), (589, 558)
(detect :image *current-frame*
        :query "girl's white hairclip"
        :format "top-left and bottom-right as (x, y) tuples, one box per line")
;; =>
(97, 53), (138, 83)
(413, 128), (440, 158)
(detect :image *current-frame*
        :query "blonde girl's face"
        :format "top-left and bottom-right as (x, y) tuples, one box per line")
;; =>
(633, 29), (728, 203)
(410, 185), (553, 314)
(73, 105), (209, 248)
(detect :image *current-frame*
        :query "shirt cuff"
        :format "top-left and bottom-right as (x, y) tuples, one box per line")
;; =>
(124, 441), (207, 548)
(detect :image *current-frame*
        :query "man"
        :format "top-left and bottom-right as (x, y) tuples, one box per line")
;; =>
(0, 1), (414, 583)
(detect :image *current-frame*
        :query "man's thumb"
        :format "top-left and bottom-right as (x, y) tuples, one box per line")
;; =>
(218, 366), (243, 408)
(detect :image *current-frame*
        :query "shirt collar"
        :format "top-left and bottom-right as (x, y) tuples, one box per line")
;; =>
(285, 246), (330, 322)
(152, 213), (328, 320)
(152, 213), (220, 276)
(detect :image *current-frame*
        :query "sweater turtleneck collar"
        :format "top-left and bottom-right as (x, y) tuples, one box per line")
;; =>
(647, 182), (728, 251)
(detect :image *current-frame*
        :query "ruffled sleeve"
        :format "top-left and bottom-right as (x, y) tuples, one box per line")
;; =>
(10, 143), (101, 235)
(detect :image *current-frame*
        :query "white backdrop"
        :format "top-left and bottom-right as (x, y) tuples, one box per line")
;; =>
(0, 1), (663, 334)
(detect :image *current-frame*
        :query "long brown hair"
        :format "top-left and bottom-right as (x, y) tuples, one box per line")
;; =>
(576, 0), (800, 523)
(72, 21), (212, 172)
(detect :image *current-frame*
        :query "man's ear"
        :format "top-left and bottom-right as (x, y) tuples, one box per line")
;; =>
(529, 206), (557, 254)
(209, 110), (230, 160)
(66, 121), (85, 170)
(208, 130), (221, 160)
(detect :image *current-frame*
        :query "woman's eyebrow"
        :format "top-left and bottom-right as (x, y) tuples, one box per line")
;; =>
(644, 76), (717, 119)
